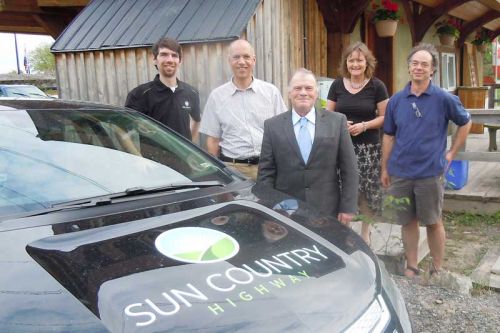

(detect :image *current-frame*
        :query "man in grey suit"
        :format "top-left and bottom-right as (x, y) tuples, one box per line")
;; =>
(257, 68), (359, 224)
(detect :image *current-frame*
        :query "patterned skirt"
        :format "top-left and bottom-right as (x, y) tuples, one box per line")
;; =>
(354, 143), (383, 213)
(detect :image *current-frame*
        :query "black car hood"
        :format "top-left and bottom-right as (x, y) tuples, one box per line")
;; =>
(1, 183), (379, 333)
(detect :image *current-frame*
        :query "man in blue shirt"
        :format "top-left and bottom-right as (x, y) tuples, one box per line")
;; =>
(381, 43), (471, 278)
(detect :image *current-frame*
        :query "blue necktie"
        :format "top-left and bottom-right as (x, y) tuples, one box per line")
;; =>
(298, 117), (312, 163)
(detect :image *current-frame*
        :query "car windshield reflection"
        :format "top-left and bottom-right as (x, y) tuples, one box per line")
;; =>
(0, 85), (50, 98)
(0, 108), (232, 216)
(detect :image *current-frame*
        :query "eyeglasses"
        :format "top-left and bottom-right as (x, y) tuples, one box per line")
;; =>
(411, 102), (422, 118)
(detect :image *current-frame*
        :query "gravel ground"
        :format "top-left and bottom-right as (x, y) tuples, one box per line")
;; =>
(392, 274), (500, 333)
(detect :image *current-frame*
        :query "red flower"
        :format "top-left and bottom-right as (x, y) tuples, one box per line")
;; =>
(373, 0), (400, 22)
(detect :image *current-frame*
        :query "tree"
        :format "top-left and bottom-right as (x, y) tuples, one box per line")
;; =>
(29, 43), (55, 74)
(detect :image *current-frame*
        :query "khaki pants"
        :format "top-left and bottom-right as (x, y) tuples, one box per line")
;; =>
(224, 162), (258, 180)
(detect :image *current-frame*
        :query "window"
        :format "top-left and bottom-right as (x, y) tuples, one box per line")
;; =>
(440, 52), (457, 91)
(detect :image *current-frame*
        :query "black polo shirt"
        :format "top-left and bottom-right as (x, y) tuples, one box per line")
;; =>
(125, 75), (201, 140)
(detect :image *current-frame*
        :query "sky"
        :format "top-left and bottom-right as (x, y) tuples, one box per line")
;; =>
(0, 33), (54, 74)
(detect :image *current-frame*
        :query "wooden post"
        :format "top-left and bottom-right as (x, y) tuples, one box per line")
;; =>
(327, 32), (350, 78)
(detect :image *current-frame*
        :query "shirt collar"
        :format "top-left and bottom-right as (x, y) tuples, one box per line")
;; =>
(229, 76), (256, 94)
(154, 74), (182, 92)
(404, 80), (435, 97)
(292, 107), (316, 125)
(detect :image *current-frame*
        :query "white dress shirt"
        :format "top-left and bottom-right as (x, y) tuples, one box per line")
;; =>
(200, 78), (287, 158)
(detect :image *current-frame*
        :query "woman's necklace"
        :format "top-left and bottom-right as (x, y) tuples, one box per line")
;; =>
(349, 78), (368, 90)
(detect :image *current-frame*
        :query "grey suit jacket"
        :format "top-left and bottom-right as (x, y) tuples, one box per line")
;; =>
(257, 109), (359, 216)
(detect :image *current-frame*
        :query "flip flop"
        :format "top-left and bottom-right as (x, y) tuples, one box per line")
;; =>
(404, 266), (420, 277)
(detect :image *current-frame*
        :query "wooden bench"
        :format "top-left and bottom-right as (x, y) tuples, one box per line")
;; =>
(484, 124), (500, 152)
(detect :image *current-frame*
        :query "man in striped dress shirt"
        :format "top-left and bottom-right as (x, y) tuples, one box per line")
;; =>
(200, 39), (286, 180)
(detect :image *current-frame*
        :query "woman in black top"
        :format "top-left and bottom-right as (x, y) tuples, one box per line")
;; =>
(326, 42), (389, 245)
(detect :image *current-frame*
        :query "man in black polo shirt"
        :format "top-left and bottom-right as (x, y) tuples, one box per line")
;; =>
(125, 37), (200, 141)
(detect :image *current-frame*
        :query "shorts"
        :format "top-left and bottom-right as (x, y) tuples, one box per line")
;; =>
(386, 175), (444, 226)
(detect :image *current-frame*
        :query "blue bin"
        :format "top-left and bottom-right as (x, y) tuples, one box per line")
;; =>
(445, 160), (469, 190)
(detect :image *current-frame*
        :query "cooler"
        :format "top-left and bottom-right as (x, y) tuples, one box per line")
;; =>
(445, 160), (469, 190)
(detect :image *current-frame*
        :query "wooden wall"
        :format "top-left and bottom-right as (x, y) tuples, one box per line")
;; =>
(54, 0), (327, 108)
(246, 0), (327, 99)
(303, 0), (327, 78)
(55, 43), (232, 108)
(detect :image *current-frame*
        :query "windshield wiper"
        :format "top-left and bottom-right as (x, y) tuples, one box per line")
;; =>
(1, 181), (225, 222)
(11, 92), (30, 97)
(51, 181), (225, 208)
(28, 93), (49, 98)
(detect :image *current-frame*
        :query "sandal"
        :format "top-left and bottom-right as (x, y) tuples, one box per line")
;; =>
(404, 266), (420, 277)
(429, 262), (441, 277)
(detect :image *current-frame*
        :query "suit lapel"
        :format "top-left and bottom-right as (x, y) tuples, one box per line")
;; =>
(283, 111), (303, 164)
(307, 109), (326, 165)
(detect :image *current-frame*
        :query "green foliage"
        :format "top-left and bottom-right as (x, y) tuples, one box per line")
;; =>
(444, 211), (500, 226)
(471, 29), (492, 46)
(435, 18), (461, 38)
(381, 195), (410, 223)
(353, 195), (410, 225)
(29, 43), (55, 74)
(383, 195), (410, 212)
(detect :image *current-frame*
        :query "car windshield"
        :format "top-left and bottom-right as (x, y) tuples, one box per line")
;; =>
(0, 107), (232, 216)
(3, 85), (48, 98)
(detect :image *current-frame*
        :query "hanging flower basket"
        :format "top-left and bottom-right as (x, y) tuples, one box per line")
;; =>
(435, 18), (460, 47)
(439, 34), (456, 47)
(475, 44), (487, 53)
(372, 1), (400, 37)
(472, 29), (492, 53)
(375, 20), (398, 37)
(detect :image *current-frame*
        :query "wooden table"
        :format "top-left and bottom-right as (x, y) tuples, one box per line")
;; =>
(454, 109), (500, 162)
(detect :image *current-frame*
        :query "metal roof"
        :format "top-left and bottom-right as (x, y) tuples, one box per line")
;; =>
(51, 0), (261, 53)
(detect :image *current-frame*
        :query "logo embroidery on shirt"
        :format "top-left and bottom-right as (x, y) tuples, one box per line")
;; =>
(182, 100), (191, 110)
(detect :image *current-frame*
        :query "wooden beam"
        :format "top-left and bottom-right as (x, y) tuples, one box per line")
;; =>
(327, 32), (350, 77)
(316, 0), (370, 33)
(401, 0), (416, 43)
(0, 0), (43, 13)
(37, 0), (89, 6)
(490, 28), (500, 40)
(32, 13), (69, 38)
(0, 25), (46, 34)
(401, 0), (470, 44)
(457, 10), (500, 46)
(0, 12), (41, 26)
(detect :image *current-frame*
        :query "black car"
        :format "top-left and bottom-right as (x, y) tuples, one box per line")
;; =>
(0, 99), (411, 332)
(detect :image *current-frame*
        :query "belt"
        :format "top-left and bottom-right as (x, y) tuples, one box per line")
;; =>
(220, 154), (260, 165)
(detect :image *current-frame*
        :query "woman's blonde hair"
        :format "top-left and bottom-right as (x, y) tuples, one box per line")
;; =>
(339, 42), (377, 79)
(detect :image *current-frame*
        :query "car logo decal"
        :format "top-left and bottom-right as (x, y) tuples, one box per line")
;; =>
(155, 227), (239, 264)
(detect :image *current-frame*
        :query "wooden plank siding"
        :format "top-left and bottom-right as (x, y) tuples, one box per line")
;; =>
(54, 0), (327, 109)
(304, 0), (327, 77)
(55, 42), (231, 108)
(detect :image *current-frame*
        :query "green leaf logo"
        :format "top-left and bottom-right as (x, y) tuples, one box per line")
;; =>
(155, 227), (239, 264)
